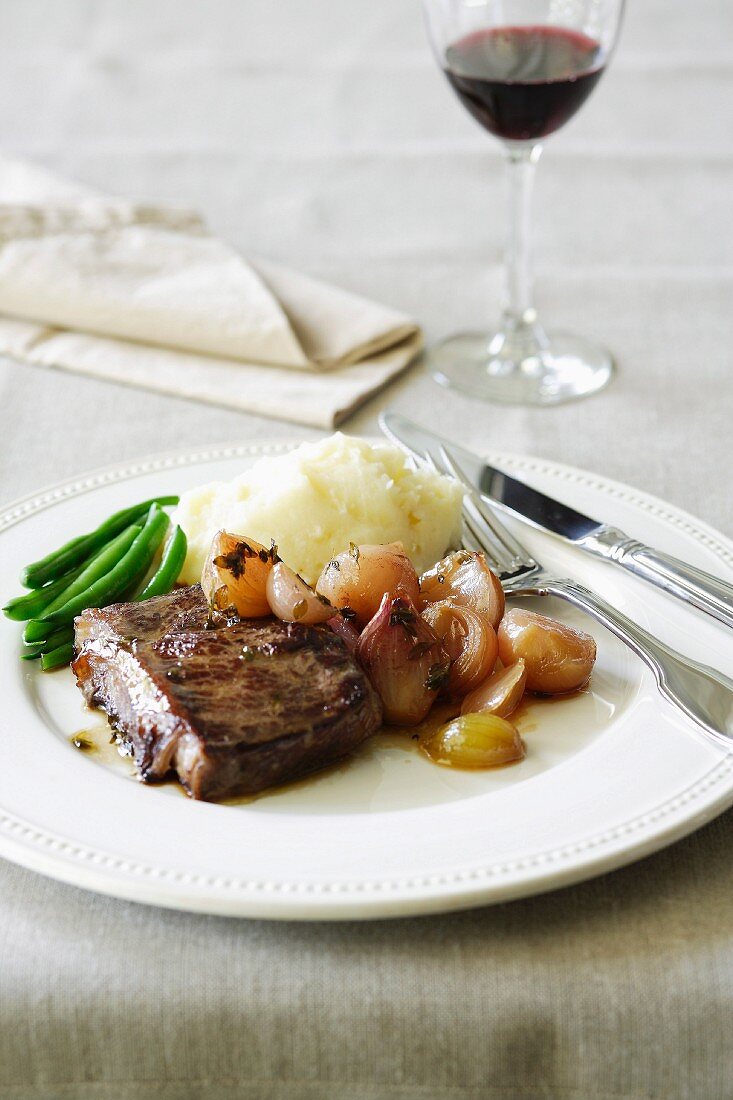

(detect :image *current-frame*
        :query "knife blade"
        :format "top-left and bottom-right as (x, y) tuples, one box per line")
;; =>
(380, 410), (733, 631)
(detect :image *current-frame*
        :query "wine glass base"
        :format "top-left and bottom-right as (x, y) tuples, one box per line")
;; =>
(429, 331), (614, 406)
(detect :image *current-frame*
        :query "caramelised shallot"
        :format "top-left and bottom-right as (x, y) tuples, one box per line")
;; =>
(422, 713), (525, 770)
(266, 562), (333, 624)
(461, 659), (527, 718)
(316, 542), (420, 626)
(497, 608), (596, 694)
(421, 600), (498, 699)
(356, 594), (449, 725)
(201, 531), (276, 618)
(419, 550), (505, 628)
(327, 614), (361, 654)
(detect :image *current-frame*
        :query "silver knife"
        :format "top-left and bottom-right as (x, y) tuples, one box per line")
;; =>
(380, 411), (733, 632)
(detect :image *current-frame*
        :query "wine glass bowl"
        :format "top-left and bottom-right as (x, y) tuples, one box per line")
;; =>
(443, 25), (606, 142)
(423, 0), (625, 406)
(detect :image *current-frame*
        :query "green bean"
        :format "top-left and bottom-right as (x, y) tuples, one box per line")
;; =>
(41, 641), (75, 672)
(4, 560), (89, 622)
(120, 521), (172, 599)
(25, 526), (181, 662)
(21, 495), (179, 589)
(21, 626), (74, 661)
(26, 505), (170, 641)
(23, 525), (141, 644)
(136, 526), (187, 601)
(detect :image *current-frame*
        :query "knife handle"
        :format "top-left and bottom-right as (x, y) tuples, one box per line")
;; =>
(579, 525), (733, 632)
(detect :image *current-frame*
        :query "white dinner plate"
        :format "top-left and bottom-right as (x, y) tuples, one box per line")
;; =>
(1, 439), (732, 920)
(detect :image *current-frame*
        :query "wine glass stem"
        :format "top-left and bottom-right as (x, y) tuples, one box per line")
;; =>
(502, 142), (543, 343)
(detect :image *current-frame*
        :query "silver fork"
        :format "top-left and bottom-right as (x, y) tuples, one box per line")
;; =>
(432, 445), (733, 747)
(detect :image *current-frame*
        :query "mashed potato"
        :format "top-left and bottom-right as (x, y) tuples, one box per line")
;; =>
(175, 433), (464, 586)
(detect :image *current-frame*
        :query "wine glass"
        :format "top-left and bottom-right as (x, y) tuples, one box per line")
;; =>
(423, 0), (625, 405)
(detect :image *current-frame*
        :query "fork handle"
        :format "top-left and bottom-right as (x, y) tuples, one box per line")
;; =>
(538, 578), (733, 746)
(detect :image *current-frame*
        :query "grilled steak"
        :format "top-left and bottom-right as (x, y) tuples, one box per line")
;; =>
(73, 585), (383, 801)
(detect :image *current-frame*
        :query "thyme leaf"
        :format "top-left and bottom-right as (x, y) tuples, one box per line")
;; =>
(213, 549), (248, 579)
(425, 659), (451, 693)
(390, 602), (418, 638)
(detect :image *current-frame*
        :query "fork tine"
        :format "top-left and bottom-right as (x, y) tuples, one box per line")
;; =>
(423, 448), (525, 573)
(420, 451), (493, 554)
(461, 504), (497, 558)
(421, 453), (486, 555)
(437, 445), (539, 577)
(461, 491), (522, 575)
(457, 510), (485, 556)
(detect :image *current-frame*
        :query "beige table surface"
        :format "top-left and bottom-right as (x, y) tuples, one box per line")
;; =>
(0, 2), (732, 1097)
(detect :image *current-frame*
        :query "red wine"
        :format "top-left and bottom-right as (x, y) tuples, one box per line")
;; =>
(444, 26), (605, 141)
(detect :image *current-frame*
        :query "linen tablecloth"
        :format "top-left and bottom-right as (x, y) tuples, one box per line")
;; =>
(0, 2), (732, 1097)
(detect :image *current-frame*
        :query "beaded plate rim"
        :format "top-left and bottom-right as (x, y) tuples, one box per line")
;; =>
(0, 439), (731, 915)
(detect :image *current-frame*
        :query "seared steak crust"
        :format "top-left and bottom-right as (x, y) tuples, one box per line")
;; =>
(73, 585), (382, 800)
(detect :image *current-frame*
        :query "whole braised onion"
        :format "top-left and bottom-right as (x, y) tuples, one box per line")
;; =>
(201, 531), (276, 618)
(316, 542), (420, 625)
(422, 713), (525, 770)
(497, 608), (596, 694)
(420, 550), (505, 628)
(355, 594), (448, 725)
(421, 600), (498, 698)
(327, 613), (361, 654)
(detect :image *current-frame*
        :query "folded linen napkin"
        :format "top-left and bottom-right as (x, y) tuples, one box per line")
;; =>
(0, 159), (421, 428)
